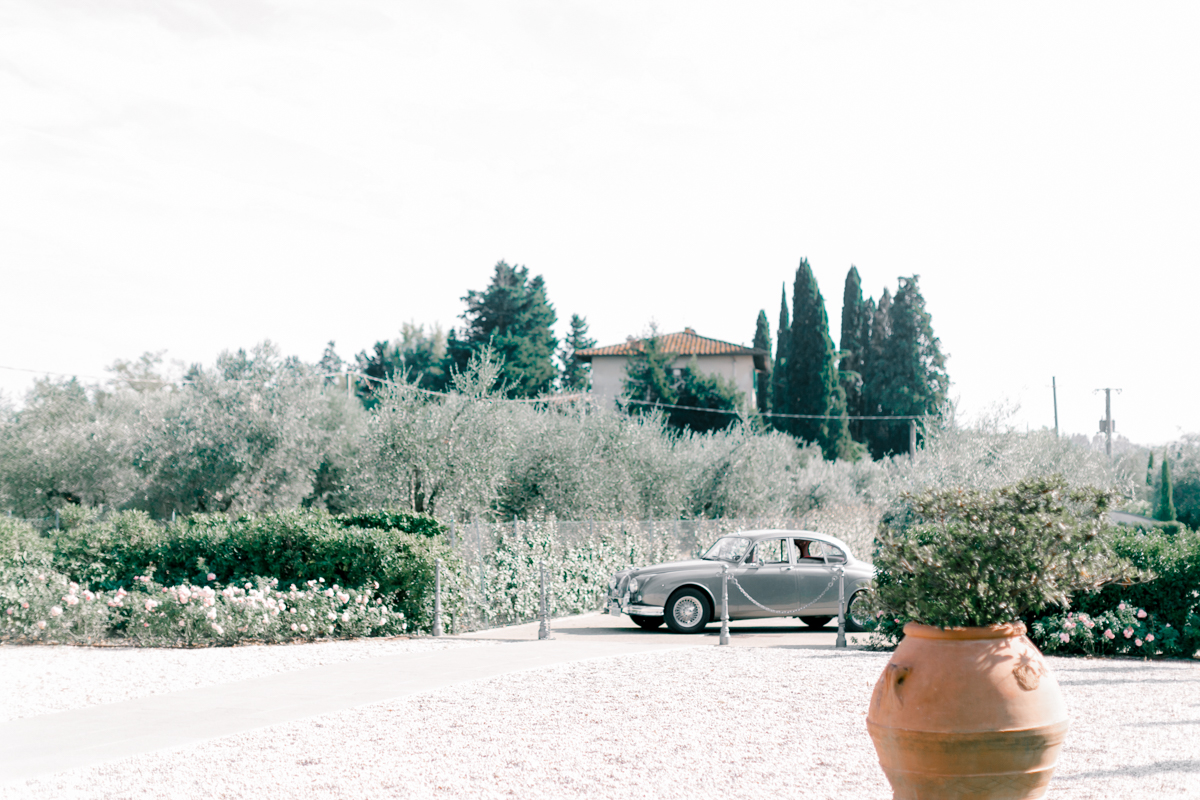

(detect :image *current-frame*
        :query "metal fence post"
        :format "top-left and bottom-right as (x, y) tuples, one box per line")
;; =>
(835, 565), (846, 649)
(720, 563), (730, 646)
(538, 561), (552, 640)
(433, 558), (443, 637)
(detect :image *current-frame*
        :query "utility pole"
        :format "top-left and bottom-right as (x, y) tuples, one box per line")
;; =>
(1094, 388), (1122, 457)
(1052, 377), (1059, 437)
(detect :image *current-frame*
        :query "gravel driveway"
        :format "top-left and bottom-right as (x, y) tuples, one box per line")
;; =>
(1, 641), (1197, 799)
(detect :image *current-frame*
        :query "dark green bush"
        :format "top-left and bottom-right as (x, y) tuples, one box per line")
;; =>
(47, 509), (455, 632)
(336, 509), (445, 538)
(1071, 526), (1200, 630)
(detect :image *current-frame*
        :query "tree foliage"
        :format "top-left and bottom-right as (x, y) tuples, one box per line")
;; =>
(456, 261), (558, 398)
(622, 331), (745, 434)
(862, 277), (948, 458)
(776, 259), (849, 460)
(752, 309), (771, 414)
(1155, 454), (1177, 522)
(839, 267), (868, 439)
(559, 313), (596, 392)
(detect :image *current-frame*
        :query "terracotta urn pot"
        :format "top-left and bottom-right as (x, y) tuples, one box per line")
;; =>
(866, 621), (1068, 800)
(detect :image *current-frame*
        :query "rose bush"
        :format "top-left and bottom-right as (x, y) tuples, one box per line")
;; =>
(1031, 603), (1200, 658)
(1, 565), (406, 646)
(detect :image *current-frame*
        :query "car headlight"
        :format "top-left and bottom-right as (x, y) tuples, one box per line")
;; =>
(628, 577), (640, 593)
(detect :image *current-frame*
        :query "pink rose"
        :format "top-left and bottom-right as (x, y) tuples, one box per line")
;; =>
(36, 620), (46, 630)
(207, 573), (216, 582)
(1104, 629), (1116, 640)
(1118, 602), (1126, 610)
(1146, 633), (1155, 642)
(1135, 639), (1143, 647)
(1083, 619), (1095, 629)
(50, 606), (63, 617)
(1058, 632), (1070, 643)
(1137, 609), (1147, 619)
(1123, 628), (1134, 638)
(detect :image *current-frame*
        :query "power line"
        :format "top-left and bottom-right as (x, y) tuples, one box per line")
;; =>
(622, 397), (927, 420)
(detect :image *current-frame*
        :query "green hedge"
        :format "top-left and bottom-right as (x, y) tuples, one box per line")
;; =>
(337, 509), (445, 538)
(47, 509), (456, 632)
(1070, 526), (1200, 630)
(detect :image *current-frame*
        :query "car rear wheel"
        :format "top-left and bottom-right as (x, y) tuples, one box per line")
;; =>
(664, 588), (711, 634)
(845, 590), (871, 632)
(800, 615), (832, 629)
(630, 614), (664, 630)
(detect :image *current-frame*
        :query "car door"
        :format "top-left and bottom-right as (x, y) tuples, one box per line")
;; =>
(790, 538), (843, 614)
(730, 537), (800, 618)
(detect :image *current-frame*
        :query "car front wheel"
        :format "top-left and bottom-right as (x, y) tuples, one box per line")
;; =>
(630, 614), (664, 630)
(845, 590), (871, 632)
(664, 588), (711, 634)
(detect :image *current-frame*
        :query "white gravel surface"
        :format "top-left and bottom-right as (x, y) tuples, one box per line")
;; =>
(0, 638), (495, 721)
(2, 645), (1198, 799)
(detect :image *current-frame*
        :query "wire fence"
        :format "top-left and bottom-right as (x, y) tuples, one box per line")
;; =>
(435, 507), (880, 633)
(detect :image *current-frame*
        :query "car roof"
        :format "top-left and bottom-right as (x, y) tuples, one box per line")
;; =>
(726, 529), (859, 559)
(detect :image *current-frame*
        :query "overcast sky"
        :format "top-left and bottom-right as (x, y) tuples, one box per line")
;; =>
(2, 1), (1197, 445)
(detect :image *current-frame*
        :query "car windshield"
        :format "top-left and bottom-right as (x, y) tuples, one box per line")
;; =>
(701, 536), (751, 563)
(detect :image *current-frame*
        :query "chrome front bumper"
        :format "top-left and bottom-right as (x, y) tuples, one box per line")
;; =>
(607, 593), (663, 618)
(621, 603), (664, 617)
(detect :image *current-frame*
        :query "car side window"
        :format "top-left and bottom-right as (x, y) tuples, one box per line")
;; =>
(806, 541), (847, 564)
(746, 538), (789, 565)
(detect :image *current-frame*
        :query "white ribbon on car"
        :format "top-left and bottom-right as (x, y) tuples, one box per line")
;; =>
(727, 570), (840, 615)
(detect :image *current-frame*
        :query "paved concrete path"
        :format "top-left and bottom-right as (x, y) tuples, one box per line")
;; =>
(0, 612), (866, 784)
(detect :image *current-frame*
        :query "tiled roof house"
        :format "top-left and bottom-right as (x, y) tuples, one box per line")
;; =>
(574, 328), (768, 410)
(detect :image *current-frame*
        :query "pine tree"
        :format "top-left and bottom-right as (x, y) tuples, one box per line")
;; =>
(1155, 454), (1177, 522)
(752, 310), (771, 413)
(865, 277), (949, 457)
(559, 314), (596, 392)
(457, 261), (559, 397)
(781, 259), (849, 459)
(839, 266), (868, 442)
(770, 284), (790, 418)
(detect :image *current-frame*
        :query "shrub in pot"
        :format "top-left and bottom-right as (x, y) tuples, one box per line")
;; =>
(864, 476), (1137, 800)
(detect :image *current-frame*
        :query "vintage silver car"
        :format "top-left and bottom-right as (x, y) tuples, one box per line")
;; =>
(606, 530), (874, 634)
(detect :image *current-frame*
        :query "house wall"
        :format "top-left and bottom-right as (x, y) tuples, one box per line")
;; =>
(589, 354), (759, 411)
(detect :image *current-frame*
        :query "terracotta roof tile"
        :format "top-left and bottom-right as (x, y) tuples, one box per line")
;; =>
(575, 330), (766, 363)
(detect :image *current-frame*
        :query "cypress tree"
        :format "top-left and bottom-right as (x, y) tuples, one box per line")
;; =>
(770, 284), (790, 418)
(867, 277), (949, 457)
(1146, 451), (1155, 486)
(753, 310), (772, 413)
(839, 266), (868, 442)
(782, 258), (849, 459)
(862, 288), (892, 457)
(1155, 454), (1177, 522)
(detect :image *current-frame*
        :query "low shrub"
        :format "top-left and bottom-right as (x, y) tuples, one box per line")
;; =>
(1031, 604), (1200, 659)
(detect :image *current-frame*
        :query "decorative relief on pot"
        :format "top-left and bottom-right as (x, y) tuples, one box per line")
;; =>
(1013, 652), (1047, 691)
(881, 663), (911, 708)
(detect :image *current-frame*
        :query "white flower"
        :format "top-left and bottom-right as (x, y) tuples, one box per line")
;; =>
(327, 612), (337, 621)
(291, 623), (298, 631)
(341, 613), (350, 622)
(210, 623), (224, 635)
(300, 624), (308, 632)
(50, 606), (63, 617)
(36, 620), (47, 630)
